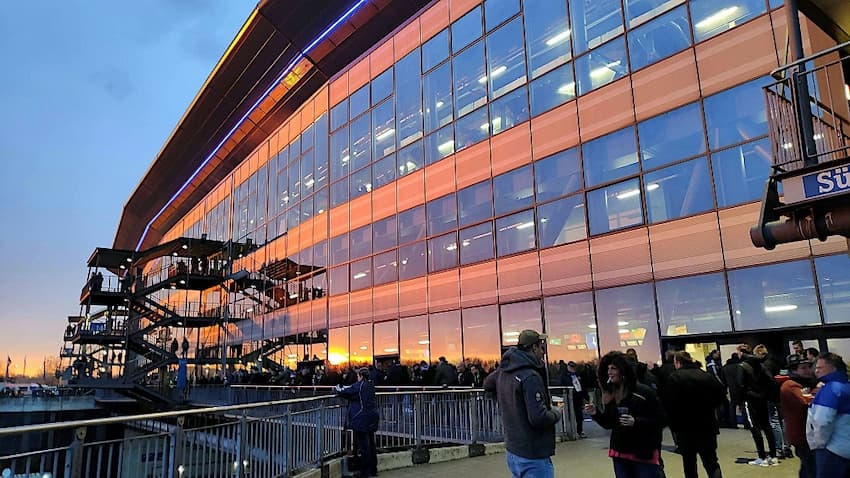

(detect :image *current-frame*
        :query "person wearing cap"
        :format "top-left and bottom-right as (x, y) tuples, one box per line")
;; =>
(484, 329), (561, 478)
(807, 352), (850, 477)
(780, 354), (817, 478)
(564, 360), (588, 438)
(336, 368), (380, 477)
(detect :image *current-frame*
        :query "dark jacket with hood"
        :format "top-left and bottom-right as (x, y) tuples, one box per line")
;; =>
(484, 347), (560, 459)
(664, 363), (725, 440)
(738, 354), (779, 403)
(337, 379), (379, 433)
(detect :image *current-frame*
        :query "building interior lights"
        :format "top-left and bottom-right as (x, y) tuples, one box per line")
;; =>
(304, 178), (315, 187)
(418, 340), (430, 345)
(478, 65), (507, 84)
(590, 61), (622, 79)
(436, 100), (445, 108)
(375, 128), (395, 141)
(340, 154), (350, 163)
(694, 6), (740, 30)
(353, 272), (368, 279)
(616, 189), (640, 200)
(845, 84), (850, 100)
(618, 329), (630, 334)
(587, 324), (597, 329)
(481, 117), (502, 131)
(437, 140), (455, 154)
(545, 29), (572, 46)
(765, 304), (797, 313)
(515, 221), (535, 230)
(617, 321), (629, 326)
(558, 82), (576, 96)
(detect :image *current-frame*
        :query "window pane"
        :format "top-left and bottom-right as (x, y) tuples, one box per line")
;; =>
(493, 165), (534, 215)
(422, 29), (449, 72)
(815, 254), (850, 325)
(627, 5), (691, 71)
(537, 194), (587, 247)
(350, 165), (372, 199)
(711, 138), (772, 207)
(400, 315), (430, 365)
(428, 232), (459, 272)
(463, 305), (501, 368)
(587, 178), (644, 235)
(453, 41), (488, 118)
(458, 179), (494, 226)
(397, 140), (423, 177)
(349, 114), (371, 171)
(430, 311), (463, 365)
(501, 300), (542, 346)
(728, 261), (821, 330)
(574, 37), (628, 95)
(330, 233), (350, 265)
(644, 157), (714, 223)
(350, 257), (372, 291)
(399, 205), (426, 244)
(489, 86), (529, 134)
(315, 115), (329, 189)
(704, 77), (770, 150)
(372, 154), (396, 190)
(349, 85), (369, 120)
(595, 283), (661, 364)
(328, 327), (349, 367)
(690, 0), (766, 42)
(544, 292), (599, 364)
(625, 0), (685, 28)
(460, 222), (495, 265)
(328, 265), (349, 295)
(523, 0), (572, 78)
(424, 63), (453, 133)
(583, 126), (638, 187)
(349, 323), (372, 367)
(487, 17), (527, 99)
(315, 187), (328, 215)
(373, 250), (398, 286)
(330, 126), (350, 182)
(455, 106), (490, 151)
(399, 241), (427, 280)
(571, 0), (624, 55)
(424, 125), (455, 165)
(496, 209), (536, 256)
(373, 99), (396, 159)
(427, 193), (458, 236)
(373, 215), (398, 253)
(396, 48), (423, 148)
(535, 148), (582, 202)
(330, 177), (349, 208)
(657, 273), (732, 336)
(638, 102), (705, 169)
(529, 62), (576, 116)
(350, 225), (372, 260)
(372, 68), (393, 105)
(330, 99), (348, 131)
(485, 0), (519, 31)
(452, 6), (483, 53)
(374, 320), (399, 357)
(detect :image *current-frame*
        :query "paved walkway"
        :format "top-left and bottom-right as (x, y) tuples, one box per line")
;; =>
(380, 423), (799, 478)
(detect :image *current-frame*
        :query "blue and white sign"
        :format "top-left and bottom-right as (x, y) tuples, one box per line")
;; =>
(802, 166), (850, 199)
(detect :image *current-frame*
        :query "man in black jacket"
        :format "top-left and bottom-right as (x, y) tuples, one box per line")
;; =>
(484, 330), (561, 478)
(336, 368), (380, 477)
(665, 351), (725, 478)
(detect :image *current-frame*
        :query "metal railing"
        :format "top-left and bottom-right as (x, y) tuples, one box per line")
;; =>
(0, 387), (577, 478)
(765, 40), (850, 172)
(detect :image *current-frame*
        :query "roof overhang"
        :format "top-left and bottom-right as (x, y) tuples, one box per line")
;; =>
(801, 0), (850, 44)
(114, 0), (433, 251)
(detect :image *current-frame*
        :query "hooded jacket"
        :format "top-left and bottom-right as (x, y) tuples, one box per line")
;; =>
(484, 347), (560, 459)
(807, 370), (850, 459)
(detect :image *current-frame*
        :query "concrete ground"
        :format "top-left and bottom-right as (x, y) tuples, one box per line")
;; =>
(379, 422), (800, 478)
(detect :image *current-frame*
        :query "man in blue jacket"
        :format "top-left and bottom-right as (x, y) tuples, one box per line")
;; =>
(807, 352), (850, 477)
(484, 330), (561, 478)
(337, 368), (380, 477)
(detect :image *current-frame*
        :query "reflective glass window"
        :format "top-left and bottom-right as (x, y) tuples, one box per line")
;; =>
(301, 194), (314, 222)
(372, 68), (393, 105)
(423, 63), (453, 133)
(301, 124), (315, 152)
(328, 265), (349, 295)
(330, 178), (349, 208)
(300, 151), (314, 196)
(350, 165), (372, 199)
(373, 99), (396, 159)
(627, 5), (691, 71)
(328, 327), (349, 366)
(330, 233), (350, 266)
(452, 6), (483, 53)
(625, 0), (685, 28)
(350, 257), (372, 291)
(314, 187), (328, 215)
(485, 0), (519, 31)
(397, 140), (423, 177)
(595, 283), (661, 364)
(529, 62), (576, 116)
(656, 273), (732, 336)
(690, 0), (766, 42)
(374, 320), (399, 357)
(496, 209), (536, 256)
(373, 215), (398, 253)
(422, 29), (449, 72)
(489, 86), (528, 134)
(455, 106), (490, 151)
(290, 137), (302, 162)
(486, 17), (527, 99)
(349, 85), (369, 120)
(349, 114), (372, 171)
(501, 300), (542, 346)
(399, 205), (426, 244)
(315, 115), (329, 189)
(587, 178), (644, 235)
(396, 48), (423, 148)
(430, 310), (463, 365)
(544, 292), (599, 364)
(398, 241), (427, 280)
(288, 160), (301, 204)
(523, 0), (572, 79)
(459, 222), (495, 265)
(374, 250), (398, 286)
(638, 102), (705, 169)
(571, 0), (624, 55)
(350, 225), (372, 260)
(644, 157), (713, 223)
(583, 126), (638, 187)
(535, 148), (582, 202)
(330, 99), (348, 131)
(769, 0), (783, 8)
(815, 254), (850, 324)
(574, 37), (628, 95)
(537, 194), (587, 247)
(462, 305), (501, 368)
(493, 165), (534, 216)
(330, 126), (350, 181)
(313, 239), (328, 268)
(704, 77), (770, 150)
(827, 339), (850, 360)
(428, 232), (459, 272)
(711, 138), (772, 207)
(287, 204), (300, 231)
(424, 125), (455, 165)
(400, 315), (429, 365)
(372, 154), (396, 190)
(453, 41), (487, 118)
(458, 179), (494, 227)
(427, 193), (458, 236)
(728, 261), (821, 330)
(349, 323), (373, 367)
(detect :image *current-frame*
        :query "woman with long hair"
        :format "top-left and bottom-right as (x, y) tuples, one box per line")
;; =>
(585, 351), (665, 478)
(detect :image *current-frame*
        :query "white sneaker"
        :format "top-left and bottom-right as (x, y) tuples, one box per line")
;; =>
(748, 458), (768, 466)
(766, 457), (780, 466)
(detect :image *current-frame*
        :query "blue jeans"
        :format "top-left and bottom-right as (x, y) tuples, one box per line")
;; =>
(612, 457), (660, 478)
(506, 451), (554, 478)
(814, 448), (850, 478)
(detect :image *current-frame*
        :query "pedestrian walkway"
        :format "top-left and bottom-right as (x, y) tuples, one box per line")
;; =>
(380, 423), (798, 478)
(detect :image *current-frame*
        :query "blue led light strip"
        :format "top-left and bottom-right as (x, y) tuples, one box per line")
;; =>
(136, 0), (369, 251)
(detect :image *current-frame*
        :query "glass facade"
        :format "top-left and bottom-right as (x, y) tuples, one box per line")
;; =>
(161, 0), (850, 371)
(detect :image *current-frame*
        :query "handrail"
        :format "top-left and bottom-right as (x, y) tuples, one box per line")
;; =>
(772, 40), (850, 78)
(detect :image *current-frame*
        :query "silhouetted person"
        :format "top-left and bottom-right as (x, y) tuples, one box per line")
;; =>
(181, 337), (190, 358)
